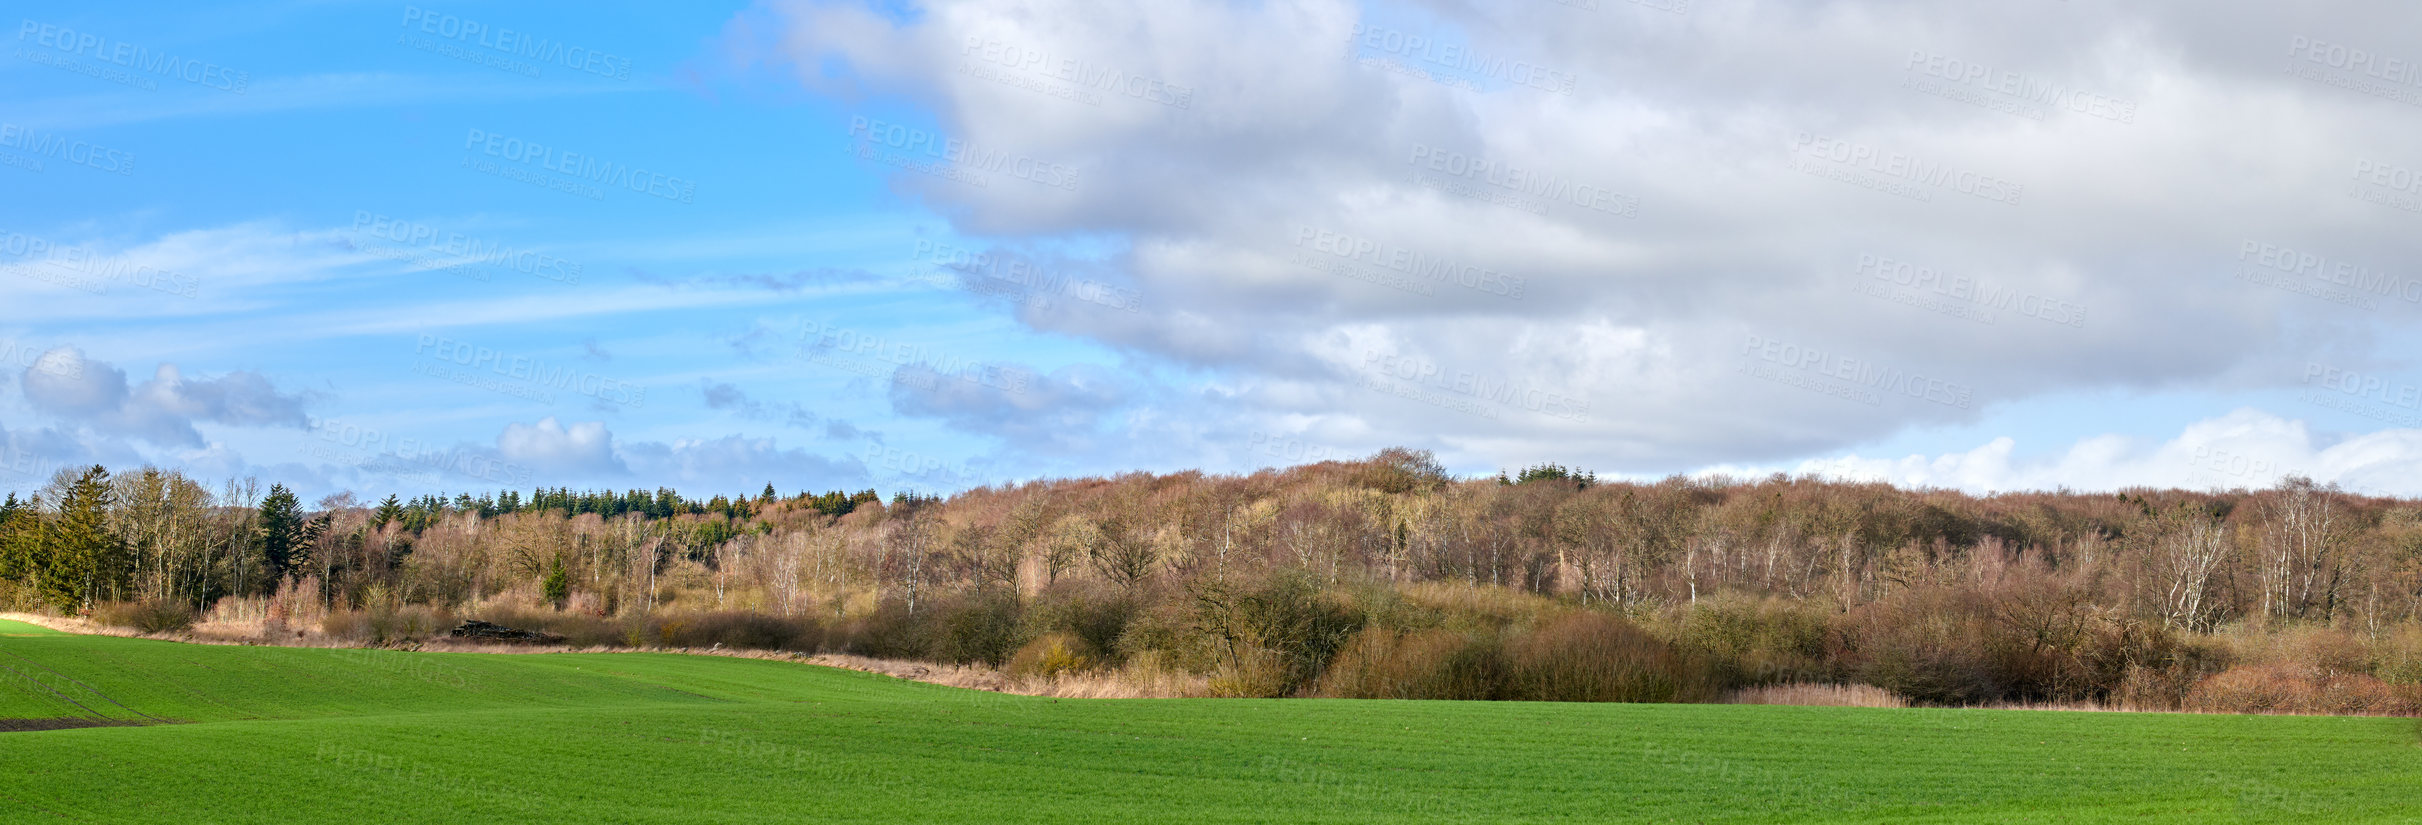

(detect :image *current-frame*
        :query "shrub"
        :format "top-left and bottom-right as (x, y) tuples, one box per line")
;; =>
(1315, 627), (1504, 700)
(1206, 644), (1297, 698)
(92, 598), (196, 634)
(468, 607), (622, 647)
(657, 611), (823, 650)
(1006, 631), (1099, 678)
(1671, 596), (1831, 685)
(930, 592), (1025, 666)
(1503, 611), (1721, 703)
(2185, 664), (2422, 716)
(2377, 626), (2422, 685)
(1188, 572), (1361, 697)
(321, 604), (453, 645)
(1022, 586), (1139, 664)
(836, 600), (931, 660)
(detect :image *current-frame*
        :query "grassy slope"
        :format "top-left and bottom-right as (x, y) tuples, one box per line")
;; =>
(1, 620), (2417, 824)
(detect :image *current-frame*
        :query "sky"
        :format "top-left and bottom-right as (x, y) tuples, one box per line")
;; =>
(5, 0), (2422, 503)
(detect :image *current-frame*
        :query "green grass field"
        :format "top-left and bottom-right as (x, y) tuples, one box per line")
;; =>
(1, 619), (2417, 823)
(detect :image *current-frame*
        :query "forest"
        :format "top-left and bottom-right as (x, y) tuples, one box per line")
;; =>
(4, 448), (2418, 715)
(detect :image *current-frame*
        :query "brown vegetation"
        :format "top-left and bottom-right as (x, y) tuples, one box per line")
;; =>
(7, 451), (2422, 716)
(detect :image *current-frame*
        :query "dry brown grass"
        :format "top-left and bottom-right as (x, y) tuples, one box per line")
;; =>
(809, 651), (1205, 698)
(2183, 664), (2422, 717)
(1724, 682), (1910, 709)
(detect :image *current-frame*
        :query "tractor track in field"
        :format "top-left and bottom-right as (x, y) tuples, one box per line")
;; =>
(0, 642), (170, 728)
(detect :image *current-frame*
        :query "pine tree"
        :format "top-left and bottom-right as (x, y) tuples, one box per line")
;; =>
(541, 555), (569, 610)
(0, 494), (39, 593)
(48, 466), (126, 610)
(258, 484), (305, 583)
(374, 495), (403, 529)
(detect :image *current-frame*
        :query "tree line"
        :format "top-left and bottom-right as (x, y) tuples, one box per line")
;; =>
(3, 449), (2418, 711)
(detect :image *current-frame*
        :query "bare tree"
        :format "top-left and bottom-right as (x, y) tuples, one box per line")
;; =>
(2259, 477), (2344, 622)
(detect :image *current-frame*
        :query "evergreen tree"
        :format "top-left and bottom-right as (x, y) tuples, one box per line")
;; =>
(0, 494), (40, 593)
(374, 495), (403, 529)
(258, 484), (305, 583)
(48, 466), (126, 610)
(541, 554), (569, 609)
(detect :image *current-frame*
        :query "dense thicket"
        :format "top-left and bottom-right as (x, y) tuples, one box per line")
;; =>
(5, 450), (2419, 713)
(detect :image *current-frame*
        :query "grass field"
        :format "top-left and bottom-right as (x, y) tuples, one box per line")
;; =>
(2, 619), (2418, 823)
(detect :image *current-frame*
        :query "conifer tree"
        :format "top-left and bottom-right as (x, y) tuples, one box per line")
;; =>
(258, 484), (305, 583)
(48, 466), (126, 610)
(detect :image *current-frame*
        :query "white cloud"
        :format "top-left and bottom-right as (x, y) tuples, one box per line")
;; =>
(1713, 409), (2422, 498)
(21, 347), (309, 448)
(498, 417), (625, 476)
(738, 0), (2422, 475)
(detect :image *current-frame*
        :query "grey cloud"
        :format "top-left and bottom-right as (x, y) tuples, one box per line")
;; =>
(22, 348), (310, 448)
(741, 0), (2422, 475)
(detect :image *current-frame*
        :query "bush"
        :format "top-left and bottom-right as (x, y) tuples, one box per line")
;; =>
(1206, 644), (1297, 698)
(1022, 586), (1139, 665)
(836, 600), (930, 660)
(655, 611), (823, 650)
(1187, 572), (1361, 697)
(1831, 582), (2184, 706)
(469, 607), (622, 647)
(92, 598), (196, 634)
(1315, 627), (1504, 700)
(1006, 631), (1099, 678)
(321, 604), (452, 645)
(1502, 611), (1721, 703)
(1670, 596), (1831, 685)
(2376, 626), (2422, 685)
(930, 592), (1024, 666)
(2185, 665), (2422, 716)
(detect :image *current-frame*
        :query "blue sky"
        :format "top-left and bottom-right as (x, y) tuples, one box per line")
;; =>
(7, 0), (2422, 503)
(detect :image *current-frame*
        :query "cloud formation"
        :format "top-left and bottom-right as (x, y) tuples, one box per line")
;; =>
(741, 0), (2422, 476)
(22, 348), (310, 448)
